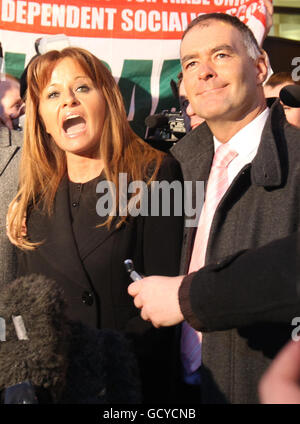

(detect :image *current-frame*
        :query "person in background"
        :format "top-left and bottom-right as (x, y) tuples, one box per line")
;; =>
(0, 74), (24, 130)
(0, 74), (24, 288)
(264, 72), (300, 128)
(178, 71), (204, 133)
(7, 47), (183, 403)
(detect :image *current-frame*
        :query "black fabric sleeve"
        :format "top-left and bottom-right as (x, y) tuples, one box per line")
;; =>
(142, 154), (184, 276)
(178, 231), (300, 332)
(128, 154), (184, 403)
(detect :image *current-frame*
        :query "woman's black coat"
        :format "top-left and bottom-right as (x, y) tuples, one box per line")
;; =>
(17, 155), (184, 403)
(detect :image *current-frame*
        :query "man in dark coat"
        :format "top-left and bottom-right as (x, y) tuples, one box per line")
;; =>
(128, 13), (300, 404)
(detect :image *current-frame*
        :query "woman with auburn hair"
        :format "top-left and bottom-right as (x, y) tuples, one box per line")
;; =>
(7, 47), (183, 403)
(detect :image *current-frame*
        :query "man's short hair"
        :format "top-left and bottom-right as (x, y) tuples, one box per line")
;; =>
(265, 71), (300, 88)
(182, 13), (262, 60)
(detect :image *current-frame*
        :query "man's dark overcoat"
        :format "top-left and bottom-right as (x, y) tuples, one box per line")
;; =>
(171, 101), (300, 403)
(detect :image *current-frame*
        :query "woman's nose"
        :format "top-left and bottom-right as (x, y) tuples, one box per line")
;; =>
(63, 90), (79, 107)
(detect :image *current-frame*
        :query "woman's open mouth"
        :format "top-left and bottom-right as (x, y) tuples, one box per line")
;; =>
(63, 115), (86, 137)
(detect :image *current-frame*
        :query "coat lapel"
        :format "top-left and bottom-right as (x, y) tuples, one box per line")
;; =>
(171, 121), (214, 183)
(206, 101), (289, 263)
(67, 173), (120, 261)
(28, 176), (92, 290)
(251, 99), (285, 188)
(171, 100), (287, 190)
(77, 219), (120, 261)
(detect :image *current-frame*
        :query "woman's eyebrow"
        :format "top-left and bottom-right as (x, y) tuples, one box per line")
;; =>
(46, 76), (90, 88)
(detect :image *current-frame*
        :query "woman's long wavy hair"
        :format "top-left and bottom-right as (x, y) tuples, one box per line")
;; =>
(8, 47), (164, 249)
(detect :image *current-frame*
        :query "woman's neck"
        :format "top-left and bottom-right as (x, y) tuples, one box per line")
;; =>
(66, 153), (104, 183)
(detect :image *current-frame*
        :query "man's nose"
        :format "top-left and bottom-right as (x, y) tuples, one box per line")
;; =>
(197, 62), (216, 81)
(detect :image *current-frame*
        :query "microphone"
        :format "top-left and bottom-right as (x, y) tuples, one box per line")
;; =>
(145, 113), (169, 129)
(0, 274), (69, 403)
(60, 321), (142, 404)
(124, 259), (143, 281)
(0, 274), (141, 404)
(279, 85), (300, 108)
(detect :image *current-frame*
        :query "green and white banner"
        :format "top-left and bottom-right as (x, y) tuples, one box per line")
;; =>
(0, 0), (268, 136)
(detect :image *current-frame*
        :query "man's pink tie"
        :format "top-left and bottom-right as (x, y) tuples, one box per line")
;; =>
(181, 143), (238, 376)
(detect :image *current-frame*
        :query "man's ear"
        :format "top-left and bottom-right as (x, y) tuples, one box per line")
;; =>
(256, 50), (269, 86)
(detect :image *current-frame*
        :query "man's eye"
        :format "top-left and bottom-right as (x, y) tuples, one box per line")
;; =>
(185, 61), (196, 70)
(216, 53), (228, 59)
(15, 102), (24, 110)
(11, 103), (21, 111)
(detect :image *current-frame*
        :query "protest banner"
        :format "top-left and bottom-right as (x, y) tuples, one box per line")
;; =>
(0, 0), (268, 136)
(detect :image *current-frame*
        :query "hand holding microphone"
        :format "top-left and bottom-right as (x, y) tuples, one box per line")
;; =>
(124, 259), (143, 281)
